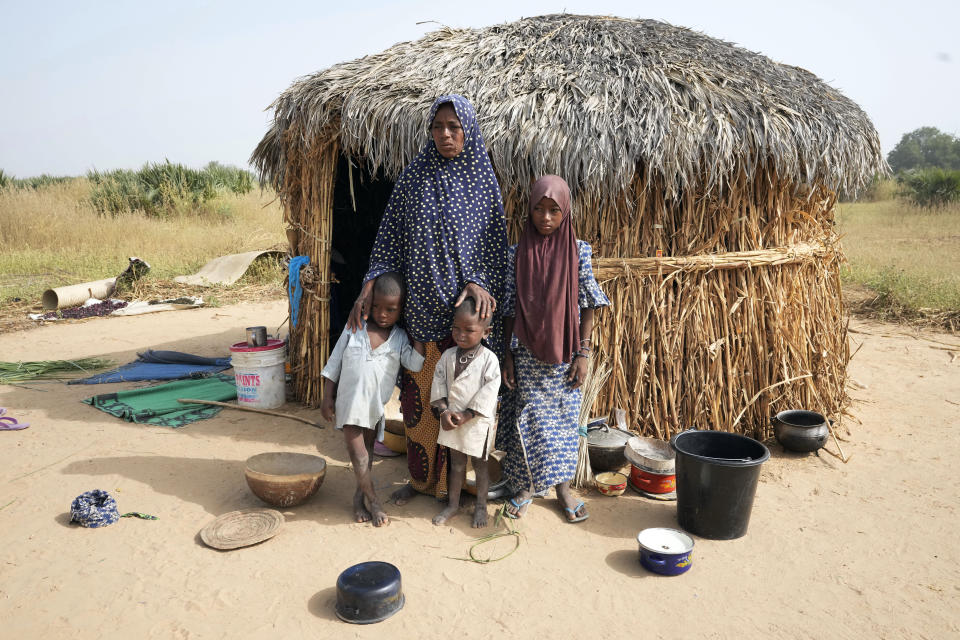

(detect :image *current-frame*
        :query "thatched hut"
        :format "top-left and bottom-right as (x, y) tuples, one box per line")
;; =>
(251, 14), (884, 440)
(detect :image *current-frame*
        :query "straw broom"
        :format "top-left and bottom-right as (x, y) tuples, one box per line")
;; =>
(573, 356), (610, 489)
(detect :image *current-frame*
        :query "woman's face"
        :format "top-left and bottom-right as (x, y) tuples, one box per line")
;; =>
(530, 196), (564, 236)
(431, 104), (465, 159)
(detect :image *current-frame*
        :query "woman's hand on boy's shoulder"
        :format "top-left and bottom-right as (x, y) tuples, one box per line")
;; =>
(347, 279), (375, 332)
(411, 339), (425, 356)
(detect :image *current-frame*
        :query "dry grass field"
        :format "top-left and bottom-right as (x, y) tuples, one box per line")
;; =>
(0, 179), (286, 306)
(2, 180), (958, 332)
(837, 198), (960, 328)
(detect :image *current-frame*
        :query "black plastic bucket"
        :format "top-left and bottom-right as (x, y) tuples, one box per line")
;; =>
(670, 430), (770, 540)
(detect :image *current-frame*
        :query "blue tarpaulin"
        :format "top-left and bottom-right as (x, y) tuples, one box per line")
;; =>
(68, 350), (231, 385)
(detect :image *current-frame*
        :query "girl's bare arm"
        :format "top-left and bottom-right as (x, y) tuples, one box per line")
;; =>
(567, 307), (594, 389)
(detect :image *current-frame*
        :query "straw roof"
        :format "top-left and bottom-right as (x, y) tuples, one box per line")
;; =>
(253, 14), (884, 198)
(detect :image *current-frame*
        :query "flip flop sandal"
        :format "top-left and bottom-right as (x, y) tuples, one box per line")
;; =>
(504, 497), (532, 519)
(563, 501), (589, 523)
(0, 416), (29, 431)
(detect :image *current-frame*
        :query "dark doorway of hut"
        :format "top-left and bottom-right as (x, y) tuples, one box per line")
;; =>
(329, 154), (394, 343)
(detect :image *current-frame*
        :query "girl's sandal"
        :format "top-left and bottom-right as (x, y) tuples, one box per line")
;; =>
(563, 501), (589, 524)
(505, 497), (532, 519)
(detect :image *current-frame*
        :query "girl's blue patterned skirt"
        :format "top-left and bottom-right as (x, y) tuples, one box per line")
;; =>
(497, 344), (581, 493)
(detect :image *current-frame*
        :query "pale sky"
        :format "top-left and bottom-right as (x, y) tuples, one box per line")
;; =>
(1, 0), (957, 177)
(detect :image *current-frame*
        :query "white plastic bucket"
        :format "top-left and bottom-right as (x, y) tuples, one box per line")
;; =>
(229, 339), (287, 409)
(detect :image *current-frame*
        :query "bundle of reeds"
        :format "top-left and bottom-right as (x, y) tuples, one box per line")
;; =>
(573, 357), (610, 488)
(0, 358), (113, 384)
(279, 128), (339, 405)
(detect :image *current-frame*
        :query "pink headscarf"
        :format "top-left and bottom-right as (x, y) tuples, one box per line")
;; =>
(513, 175), (580, 364)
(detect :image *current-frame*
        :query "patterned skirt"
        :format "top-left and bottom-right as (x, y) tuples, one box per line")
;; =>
(496, 344), (581, 494)
(399, 339), (452, 499)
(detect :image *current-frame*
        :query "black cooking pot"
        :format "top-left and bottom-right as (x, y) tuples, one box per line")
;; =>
(586, 425), (632, 471)
(773, 410), (829, 453)
(335, 561), (404, 624)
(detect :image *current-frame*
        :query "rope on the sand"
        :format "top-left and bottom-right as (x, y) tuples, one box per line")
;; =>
(449, 504), (523, 564)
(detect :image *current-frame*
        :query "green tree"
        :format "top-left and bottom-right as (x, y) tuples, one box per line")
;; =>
(887, 127), (960, 173)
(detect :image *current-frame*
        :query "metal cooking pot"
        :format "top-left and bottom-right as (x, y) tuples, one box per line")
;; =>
(335, 561), (404, 624)
(586, 425), (632, 471)
(773, 410), (830, 453)
(637, 527), (694, 576)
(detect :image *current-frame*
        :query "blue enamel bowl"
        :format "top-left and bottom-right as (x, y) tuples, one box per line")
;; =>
(637, 528), (694, 576)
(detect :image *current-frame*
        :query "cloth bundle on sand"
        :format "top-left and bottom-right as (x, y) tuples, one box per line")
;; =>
(69, 489), (158, 527)
(69, 350), (231, 385)
(82, 374), (236, 427)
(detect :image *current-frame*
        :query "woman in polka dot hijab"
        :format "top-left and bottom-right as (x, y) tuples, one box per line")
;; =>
(348, 94), (508, 503)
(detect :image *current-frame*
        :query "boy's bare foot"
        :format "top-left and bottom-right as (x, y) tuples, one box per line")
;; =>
(390, 483), (416, 506)
(505, 489), (533, 518)
(472, 503), (488, 528)
(432, 502), (459, 526)
(353, 489), (372, 523)
(366, 497), (389, 527)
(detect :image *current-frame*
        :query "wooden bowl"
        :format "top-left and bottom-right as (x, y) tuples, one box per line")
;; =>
(595, 471), (628, 496)
(464, 451), (504, 497)
(244, 452), (327, 507)
(383, 418), (405, 436)
(381, 429), (407, 454)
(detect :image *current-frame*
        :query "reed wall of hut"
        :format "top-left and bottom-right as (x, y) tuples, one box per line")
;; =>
(254, 15), (884, 441)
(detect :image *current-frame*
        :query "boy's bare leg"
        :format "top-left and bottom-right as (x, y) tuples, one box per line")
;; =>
(433, 450), (466, 525)
(471, 456), (489, 528)
(344, 425), (389, 526)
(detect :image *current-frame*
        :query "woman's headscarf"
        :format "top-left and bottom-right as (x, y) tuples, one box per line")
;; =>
(513, 175), (580, 364)
(365, 95), (508, 344)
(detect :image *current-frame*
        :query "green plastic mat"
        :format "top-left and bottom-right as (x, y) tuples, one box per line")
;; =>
(83, 374), (237, 427)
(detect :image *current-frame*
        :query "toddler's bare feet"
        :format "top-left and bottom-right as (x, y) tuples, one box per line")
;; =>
(390, 483), (416, 506)
(432, 503), (459, 526)
(353, 489), (372, 523)
(366, 497), (389, 527)
(471, 503), (488, 528)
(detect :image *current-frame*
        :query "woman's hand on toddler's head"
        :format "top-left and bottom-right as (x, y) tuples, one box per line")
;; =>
(455, 282), (496, 319)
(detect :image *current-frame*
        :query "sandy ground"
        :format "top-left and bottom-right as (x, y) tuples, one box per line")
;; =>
(0, 300), (957, 639)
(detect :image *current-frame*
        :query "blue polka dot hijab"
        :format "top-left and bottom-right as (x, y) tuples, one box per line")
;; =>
(364, 94), (508, 343)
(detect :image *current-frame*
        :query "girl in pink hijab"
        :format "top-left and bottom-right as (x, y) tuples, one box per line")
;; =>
(496, 175), (610, 522)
